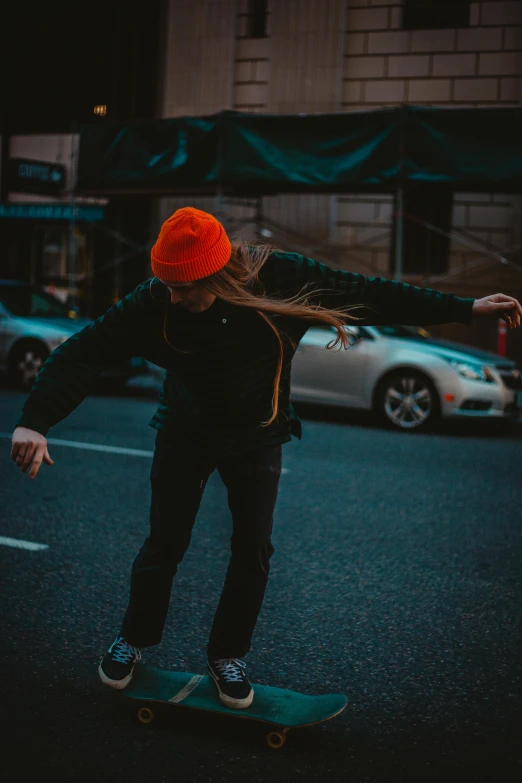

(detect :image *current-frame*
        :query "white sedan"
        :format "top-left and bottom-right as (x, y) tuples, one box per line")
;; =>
(291, 323), (522, 432)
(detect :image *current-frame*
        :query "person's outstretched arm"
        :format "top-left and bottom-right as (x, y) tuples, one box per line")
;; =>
(11, 283), (152, 479)
(275, 251), (521, 329)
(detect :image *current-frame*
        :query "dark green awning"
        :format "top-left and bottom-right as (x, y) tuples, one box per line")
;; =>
(78, 115), (219, 192)
(221, 109), (399, 193)
(404, 106), (522, 189)
(77, 106), (522, 195)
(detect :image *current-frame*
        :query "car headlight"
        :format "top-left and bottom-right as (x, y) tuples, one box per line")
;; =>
(448, 359), (497, 383)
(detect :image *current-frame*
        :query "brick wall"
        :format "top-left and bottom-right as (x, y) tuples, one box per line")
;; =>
(448, 192), (521, 291)
(334, 193), (394, 276)
(233, 0), (270, 112)
(343, 0), (522, 109)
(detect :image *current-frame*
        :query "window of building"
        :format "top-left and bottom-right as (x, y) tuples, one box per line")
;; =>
(402, 0), (470, 30)
(246, 0), (268, 38)
(392, 188), (452, 277)
(41, 230), (66, 279)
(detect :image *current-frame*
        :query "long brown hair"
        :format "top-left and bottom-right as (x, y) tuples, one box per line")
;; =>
(163, 242), (375, 426)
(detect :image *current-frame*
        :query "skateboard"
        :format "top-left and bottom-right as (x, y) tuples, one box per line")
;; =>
(121, 663), (348, 749)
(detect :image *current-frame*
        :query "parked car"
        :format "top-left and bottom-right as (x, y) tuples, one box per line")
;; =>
(0, 279), (148, 391)
(291, 322), (522, 432)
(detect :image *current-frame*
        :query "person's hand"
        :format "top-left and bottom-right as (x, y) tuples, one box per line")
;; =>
(472, 294), (522, 329)
(11, 427), (54, 480)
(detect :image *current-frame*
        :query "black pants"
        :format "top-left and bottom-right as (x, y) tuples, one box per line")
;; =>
(120, 430), (282, 659)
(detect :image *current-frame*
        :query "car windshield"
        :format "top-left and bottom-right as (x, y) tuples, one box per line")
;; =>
(0, 285), (73, 318)
(374, 324), (431, 340)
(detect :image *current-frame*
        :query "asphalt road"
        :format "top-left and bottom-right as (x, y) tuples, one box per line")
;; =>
(1, 379), (521, 783)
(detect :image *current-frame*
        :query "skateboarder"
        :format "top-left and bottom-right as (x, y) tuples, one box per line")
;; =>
(10, 207), (522, 710)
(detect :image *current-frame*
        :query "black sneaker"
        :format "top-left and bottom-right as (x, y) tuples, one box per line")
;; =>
(98, 636), (142, 690)
(207, 658), (254, 709)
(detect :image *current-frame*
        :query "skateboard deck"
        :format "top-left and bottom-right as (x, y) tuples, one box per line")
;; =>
(121, 663), (348, 748)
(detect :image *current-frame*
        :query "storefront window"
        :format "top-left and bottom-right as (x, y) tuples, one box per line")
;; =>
(41, 227), (92, 282)
(41, 229), (66, 279)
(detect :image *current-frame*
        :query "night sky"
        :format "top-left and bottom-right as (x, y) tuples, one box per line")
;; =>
(2, 1), (162, 133)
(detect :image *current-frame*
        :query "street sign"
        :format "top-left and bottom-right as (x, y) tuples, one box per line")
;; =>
(7, 157), (66, 195)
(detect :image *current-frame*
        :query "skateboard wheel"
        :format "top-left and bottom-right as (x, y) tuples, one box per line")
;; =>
(137, 706), (155, 724)
(266, 731), (286, 749)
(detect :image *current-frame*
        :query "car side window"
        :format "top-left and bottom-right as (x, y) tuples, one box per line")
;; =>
(303, 323), (366, 349)
(344, 325), (373, 345)
(305, 324), (372, 342)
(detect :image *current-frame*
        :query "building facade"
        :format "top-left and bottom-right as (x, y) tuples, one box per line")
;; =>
(2, 0), (522, 353)
(156, 0), (522, 354)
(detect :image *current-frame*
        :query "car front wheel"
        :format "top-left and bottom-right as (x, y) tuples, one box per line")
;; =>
(8, 341), (49, 391)
(374, 370), (440, 432)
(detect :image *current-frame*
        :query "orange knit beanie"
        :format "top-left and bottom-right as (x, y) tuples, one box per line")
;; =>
(151, 207), (232, 283)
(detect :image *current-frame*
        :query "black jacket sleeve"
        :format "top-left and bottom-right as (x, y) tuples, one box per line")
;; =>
(274, 252), (475, 326)
(15, 283), (152, 436)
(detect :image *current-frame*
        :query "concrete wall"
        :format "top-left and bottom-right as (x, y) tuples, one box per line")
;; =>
(160, 0), (238, 117)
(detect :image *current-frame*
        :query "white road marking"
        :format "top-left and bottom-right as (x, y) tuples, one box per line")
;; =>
(0, 432), (289, 471)
(0, 432), (153, 458)
(0, 535), (48, 551)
